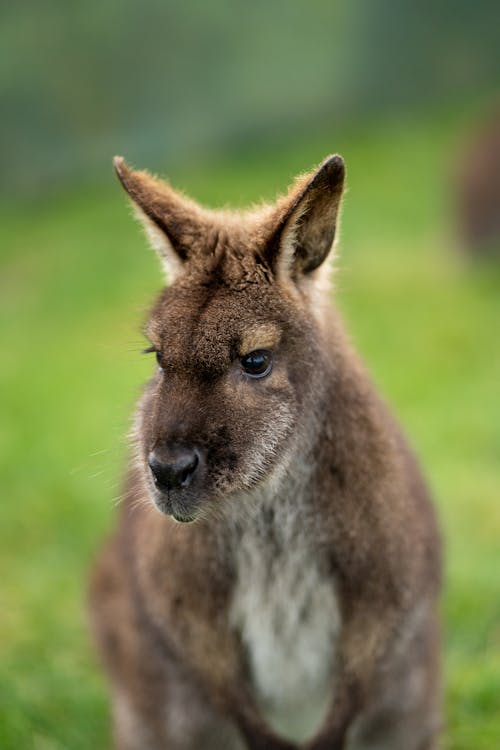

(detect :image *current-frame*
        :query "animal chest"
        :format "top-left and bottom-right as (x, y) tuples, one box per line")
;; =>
(229, 507), (341, 743)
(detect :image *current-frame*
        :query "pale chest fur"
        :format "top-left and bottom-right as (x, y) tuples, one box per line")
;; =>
(229, 497), (341, 744)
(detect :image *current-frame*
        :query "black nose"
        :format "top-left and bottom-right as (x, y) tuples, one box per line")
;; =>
(148, 448), (200, 492)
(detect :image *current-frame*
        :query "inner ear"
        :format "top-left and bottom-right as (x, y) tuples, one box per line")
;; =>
(267, 154), (345, 278)
(113, 157), (212, 278)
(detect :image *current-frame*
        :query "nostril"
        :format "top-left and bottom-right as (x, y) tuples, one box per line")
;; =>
(147, 453), (160, 474)
(179, 451), (199, 485)
(148, 449), (200, 491)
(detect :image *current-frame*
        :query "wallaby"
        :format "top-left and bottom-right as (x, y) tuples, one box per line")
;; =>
(89, 154), (442, 750)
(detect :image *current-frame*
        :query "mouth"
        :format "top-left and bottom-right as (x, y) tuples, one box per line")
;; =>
(172, 513), (196, 524)
(150, 483), (199, 523)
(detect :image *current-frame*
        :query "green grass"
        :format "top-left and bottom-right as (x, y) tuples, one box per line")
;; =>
(1, 108), (499, 748)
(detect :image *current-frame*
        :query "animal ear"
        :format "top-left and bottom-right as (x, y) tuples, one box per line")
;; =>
(266, 155), (345, 278)
(113, 156), (204, 279)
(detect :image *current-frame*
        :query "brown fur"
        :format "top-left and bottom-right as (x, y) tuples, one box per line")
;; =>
(457, 110), (500, 258)
(89, 154), (441, 749)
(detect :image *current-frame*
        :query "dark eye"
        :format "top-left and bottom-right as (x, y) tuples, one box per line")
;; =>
(240, 350), (273, 378)
(143, 345), (163, 370)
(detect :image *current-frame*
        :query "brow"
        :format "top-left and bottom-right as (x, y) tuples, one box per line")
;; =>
(239, 324), (282, 355)
(143, 320), (162, 347)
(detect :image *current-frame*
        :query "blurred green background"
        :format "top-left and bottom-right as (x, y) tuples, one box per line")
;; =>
(1, 2), (499, 748)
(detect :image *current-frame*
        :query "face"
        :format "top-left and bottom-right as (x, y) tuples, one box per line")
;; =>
(136, 280), (320, 523)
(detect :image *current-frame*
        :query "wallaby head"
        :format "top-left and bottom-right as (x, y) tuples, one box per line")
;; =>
(114, 155), (345, 524)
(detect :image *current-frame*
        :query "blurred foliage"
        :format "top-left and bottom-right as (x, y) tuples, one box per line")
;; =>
(1, 0), (499, 198)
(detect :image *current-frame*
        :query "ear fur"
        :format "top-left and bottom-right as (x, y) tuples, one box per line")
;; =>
(267, 154), (345, 279)
(113, 156), (204, 279)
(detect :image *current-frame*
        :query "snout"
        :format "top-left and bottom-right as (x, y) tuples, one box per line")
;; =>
(148, 447), (200, 492)
(147, 446), (203, 522)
